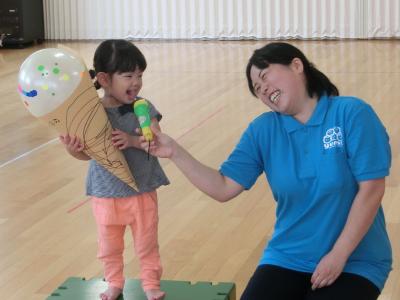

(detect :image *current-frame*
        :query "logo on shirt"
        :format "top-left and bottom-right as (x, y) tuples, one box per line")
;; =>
(323, 126), (343, 149)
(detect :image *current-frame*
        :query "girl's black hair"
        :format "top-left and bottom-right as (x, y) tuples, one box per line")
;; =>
(89, 39), (147, 89)
(245, 42), (339, 98)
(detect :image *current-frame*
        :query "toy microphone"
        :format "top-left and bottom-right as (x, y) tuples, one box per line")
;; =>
(133, 98), (153, 159)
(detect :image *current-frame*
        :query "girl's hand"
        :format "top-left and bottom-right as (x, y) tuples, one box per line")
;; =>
(111, 129), (137, 150)
(139, 125), (176, 158)
(59, 134), (85, 153)
(311, 249), (347, 290)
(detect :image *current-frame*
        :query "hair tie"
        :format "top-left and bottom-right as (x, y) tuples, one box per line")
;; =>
(89, 69), (96, 79)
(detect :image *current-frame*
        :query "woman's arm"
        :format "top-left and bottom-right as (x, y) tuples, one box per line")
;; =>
(331, 178), (385, 258)
(311, 178), (386, 290)
(144, 126), (244, 202)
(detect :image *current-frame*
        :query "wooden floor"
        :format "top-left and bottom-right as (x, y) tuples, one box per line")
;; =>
(0, 40), (399, 299)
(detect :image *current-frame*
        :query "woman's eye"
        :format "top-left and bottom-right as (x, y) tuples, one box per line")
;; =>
(262, 73), (267, 80)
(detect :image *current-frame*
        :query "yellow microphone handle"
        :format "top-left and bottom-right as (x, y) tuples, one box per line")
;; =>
(142, 126), (153, 142)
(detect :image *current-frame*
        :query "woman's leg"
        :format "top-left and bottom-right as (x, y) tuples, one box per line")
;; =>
(305, 272), (380, 300)
(240, 264), (310, 300)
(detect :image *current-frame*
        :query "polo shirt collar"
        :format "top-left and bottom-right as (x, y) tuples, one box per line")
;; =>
(280, 94), (330, 133)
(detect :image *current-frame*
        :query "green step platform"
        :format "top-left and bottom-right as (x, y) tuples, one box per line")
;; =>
(47, 277), (236, 300)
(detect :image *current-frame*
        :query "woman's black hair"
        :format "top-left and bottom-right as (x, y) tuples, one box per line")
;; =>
(89, 39), (147, 89)
(245, 42), (339, 98)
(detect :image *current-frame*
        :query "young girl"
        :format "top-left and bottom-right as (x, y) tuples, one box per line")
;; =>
(60, 39), (169, 300)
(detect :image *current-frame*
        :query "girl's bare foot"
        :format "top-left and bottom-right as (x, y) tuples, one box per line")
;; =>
(99, 286), (122, 300)
(145, 289), (166, 300)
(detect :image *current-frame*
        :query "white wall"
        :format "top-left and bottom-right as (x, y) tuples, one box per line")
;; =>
(43, 0), (400, 40)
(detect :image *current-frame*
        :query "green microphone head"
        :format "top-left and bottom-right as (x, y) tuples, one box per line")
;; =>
(133, 99), (153, 141)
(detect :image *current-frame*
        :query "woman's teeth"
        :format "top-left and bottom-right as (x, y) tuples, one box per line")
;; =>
(270, 90), (281, 104)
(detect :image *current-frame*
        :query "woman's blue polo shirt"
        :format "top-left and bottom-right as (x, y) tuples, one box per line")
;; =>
(220, 95), (392, 290)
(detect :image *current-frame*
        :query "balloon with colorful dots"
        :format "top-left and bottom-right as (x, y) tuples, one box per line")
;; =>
(17, 47), (138, 191)
(18, 48), (85, 117)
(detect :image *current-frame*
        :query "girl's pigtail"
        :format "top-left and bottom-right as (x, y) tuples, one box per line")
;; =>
(89, 69), (101, 90)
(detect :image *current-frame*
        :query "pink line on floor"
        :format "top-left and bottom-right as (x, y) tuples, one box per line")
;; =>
(67, 198), (90, 213)
(176, 105), (226, 141)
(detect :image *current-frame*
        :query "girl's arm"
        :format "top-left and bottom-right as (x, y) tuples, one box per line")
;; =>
(311, 178), (386, 290)
(59, 134), (91, 161)
(143, 126), (244, 202)
(112, 117), (161, 150)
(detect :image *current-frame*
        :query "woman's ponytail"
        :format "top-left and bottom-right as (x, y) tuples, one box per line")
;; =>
(306, 64), (339, 98)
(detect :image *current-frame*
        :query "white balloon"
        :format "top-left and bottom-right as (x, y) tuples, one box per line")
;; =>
(18, 48), (85, 117)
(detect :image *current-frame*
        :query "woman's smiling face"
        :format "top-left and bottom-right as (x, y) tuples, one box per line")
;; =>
(249, 58), (306, 115)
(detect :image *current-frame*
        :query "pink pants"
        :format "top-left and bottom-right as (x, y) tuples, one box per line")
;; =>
(91, 191), (162, 291)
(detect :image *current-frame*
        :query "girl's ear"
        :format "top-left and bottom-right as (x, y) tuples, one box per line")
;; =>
(290, 57), (304, 74)
(96, 72), (110, 88)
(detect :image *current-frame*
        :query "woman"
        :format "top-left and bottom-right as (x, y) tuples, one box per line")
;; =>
(141, 42), (392, 300)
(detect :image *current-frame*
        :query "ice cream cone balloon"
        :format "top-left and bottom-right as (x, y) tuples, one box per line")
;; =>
(18, 48), (138, 191)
